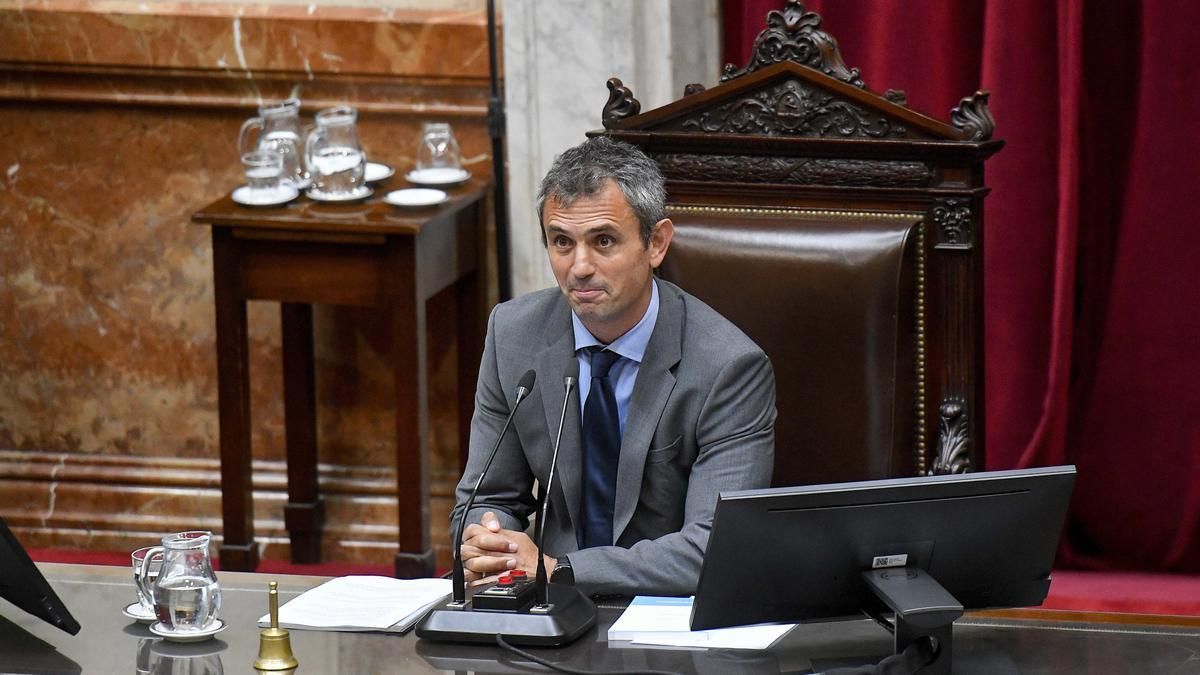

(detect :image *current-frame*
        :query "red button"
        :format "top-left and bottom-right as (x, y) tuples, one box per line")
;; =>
(497, 575), (513, 586)
(509, 570), (527, 578)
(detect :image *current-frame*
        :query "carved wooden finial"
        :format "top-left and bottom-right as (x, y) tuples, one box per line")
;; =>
(683, 83), (707, 97)
(720, 0), (864, 87)
(602, 77), (642, 129)
(950, 90), (995, 141)
(932, 198), (973, 249)
(930, 401), (971, 475)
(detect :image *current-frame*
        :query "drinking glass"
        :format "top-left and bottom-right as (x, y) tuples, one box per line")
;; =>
(131, 546), (163, 613)
(241, 150), (285, 193)
(305, 106), (366, 196)
(415, 122), (462, 172)
(140, 530), (222, 632)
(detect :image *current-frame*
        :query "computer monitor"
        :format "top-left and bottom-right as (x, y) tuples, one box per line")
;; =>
(691, 466), (1075, 673)
(0, 516), (80, 635)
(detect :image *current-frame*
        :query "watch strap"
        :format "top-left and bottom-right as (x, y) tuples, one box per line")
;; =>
(551, 556), (574, 585)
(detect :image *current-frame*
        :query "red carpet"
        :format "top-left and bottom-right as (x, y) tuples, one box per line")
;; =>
(1042, 570), (1200, 616)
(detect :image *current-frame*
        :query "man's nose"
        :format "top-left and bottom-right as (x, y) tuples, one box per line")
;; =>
(570, 247), (596, 278)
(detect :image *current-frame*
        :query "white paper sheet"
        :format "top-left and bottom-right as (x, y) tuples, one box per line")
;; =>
(607, 596), (794, 650)
(257, 575), (450, 633)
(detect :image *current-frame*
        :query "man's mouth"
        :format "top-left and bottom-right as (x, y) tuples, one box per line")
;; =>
(570, 287), (606, 301)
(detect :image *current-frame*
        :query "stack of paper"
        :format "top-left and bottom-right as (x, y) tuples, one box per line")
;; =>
(607, 596), (794, 649)
(257, 576), (451, 633)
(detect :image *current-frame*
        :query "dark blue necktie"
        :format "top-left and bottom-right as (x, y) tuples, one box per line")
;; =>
(580, 347), (621, 548)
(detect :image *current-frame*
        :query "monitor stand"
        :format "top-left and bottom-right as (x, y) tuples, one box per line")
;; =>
(861, 568), (964, 675)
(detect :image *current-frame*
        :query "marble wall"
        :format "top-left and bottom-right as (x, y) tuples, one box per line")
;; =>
(502, 0), (722, 295)
(0, 1), (495, 566)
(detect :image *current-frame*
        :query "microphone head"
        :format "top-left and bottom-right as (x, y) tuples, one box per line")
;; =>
(516, 370), (537, 401)
(564, 375), (576, 388)
(518, 369), (536, 392)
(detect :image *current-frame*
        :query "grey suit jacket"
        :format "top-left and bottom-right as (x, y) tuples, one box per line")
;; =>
(452, 279), (776, 596)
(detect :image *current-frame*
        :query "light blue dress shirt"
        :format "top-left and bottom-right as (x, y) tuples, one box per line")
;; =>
(571, 279), (660, 435)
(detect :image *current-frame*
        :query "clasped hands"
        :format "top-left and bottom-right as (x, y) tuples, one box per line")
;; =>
(461, 511), (556, 586)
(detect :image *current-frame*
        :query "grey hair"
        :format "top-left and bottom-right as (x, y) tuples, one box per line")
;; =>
(535, 136), (666, 246)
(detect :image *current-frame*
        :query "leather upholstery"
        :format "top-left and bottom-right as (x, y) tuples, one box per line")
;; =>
(660, 208), (921, 486)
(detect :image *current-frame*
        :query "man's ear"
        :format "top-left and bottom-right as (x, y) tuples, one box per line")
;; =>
(648, 218), (674, 268)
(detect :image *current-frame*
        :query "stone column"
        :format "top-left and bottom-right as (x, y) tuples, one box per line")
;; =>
(502, 0), (721, 295)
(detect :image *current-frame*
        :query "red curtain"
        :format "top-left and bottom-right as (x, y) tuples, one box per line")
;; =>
(724, 0), (1200, 573)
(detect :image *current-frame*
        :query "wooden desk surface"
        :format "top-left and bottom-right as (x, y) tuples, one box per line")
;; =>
(192, 177), (490, 236)
(5, 563), (1200, 674)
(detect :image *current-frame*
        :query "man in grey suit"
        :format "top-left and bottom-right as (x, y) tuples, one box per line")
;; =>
(454, 137), (775, 596)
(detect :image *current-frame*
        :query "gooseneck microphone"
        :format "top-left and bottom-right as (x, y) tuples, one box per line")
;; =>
(450, 369), (536, 605)
(417, 370), (596, 646)
(534, 376), (575, 605)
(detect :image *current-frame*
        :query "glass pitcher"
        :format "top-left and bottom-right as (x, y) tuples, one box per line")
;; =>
(138, 531), (221, 632)
(239, 98), (309, 189)
(305, 106), (366, 196)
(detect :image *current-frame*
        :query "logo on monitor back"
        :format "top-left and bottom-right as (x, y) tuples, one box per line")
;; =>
(871, 554), (908, 569)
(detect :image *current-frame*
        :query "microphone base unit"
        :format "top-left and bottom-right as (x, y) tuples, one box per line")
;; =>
(416, 583), (597, 647)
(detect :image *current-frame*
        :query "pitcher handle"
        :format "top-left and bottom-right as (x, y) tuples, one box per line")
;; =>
(238, 116), (263, 156)
(135, 546), (163, 608)
(304, 126), (323, 176)
(298, 123), (315, 182)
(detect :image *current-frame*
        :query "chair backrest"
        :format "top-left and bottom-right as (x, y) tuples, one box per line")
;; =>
(591, 0), (1003, 486)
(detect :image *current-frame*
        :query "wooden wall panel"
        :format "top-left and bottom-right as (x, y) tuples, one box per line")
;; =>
(0, 1), (494, 568)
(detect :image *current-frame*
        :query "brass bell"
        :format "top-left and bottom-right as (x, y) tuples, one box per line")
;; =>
(254, 581), (299, 671)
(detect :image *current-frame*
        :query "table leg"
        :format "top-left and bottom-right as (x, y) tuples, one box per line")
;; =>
(281, 302), (324, 564)
(212, 229), (259, 571)
(455, 270), (484, 474)
(388, 237), (435, 578)
(459, 199), (488, 472)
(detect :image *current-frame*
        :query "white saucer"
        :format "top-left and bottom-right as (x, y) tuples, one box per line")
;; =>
(149, 618), (226, 643)
(405, 167), (470, 186)
(384, 188), (448, 208)
(121, 602), (156, 625)
(364, 161), (395, 183)
(306, 185), (373, 202)
(231, 184), (299, 207)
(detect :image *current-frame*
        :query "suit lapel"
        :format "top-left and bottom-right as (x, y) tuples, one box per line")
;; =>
(612, 282), (682, 541)
(536, 298), (582, 535)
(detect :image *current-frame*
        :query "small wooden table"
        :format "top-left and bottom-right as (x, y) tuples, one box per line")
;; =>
(192, 178), (489, 577)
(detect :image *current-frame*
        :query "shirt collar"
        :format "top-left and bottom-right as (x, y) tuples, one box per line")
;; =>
(571, 278), (659, 364)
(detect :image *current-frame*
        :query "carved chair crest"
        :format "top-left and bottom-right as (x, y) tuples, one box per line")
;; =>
(603, 1), (993, 142)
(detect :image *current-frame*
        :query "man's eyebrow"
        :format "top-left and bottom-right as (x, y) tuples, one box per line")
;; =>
(544, 222), (620, 236)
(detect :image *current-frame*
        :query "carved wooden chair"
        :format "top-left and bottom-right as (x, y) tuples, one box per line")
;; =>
(591, 0), (1002, 486)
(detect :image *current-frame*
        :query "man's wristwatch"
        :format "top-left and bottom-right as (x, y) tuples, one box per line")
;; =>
(550, 556), (574, 585)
